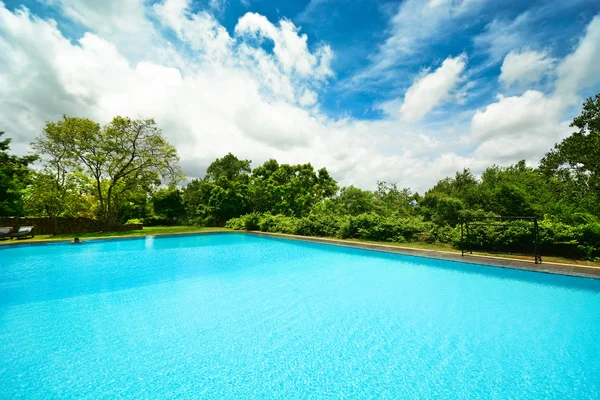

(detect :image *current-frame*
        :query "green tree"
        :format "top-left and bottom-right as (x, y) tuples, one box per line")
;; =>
(541, 94), (600, 196)
(336, 186), (374, 216)
(152, 187), (185, 221)
(0, 131), (37, 216)
(33, 116), (183, 230)
(419, 193), (464, 226)
(374, 181), (416, 216)
(25, 171), (87, 234)
(427, 169), (480, 209)
(250, 160), (338, 217)
(183, 153), (251, 225)
(477, 161), (550, 217)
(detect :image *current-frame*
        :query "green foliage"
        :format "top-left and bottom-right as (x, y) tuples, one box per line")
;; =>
(152, 187), (185, 221)
(250, 160), (338, 217)
(0, 131), (37, 216)
(373, 181), (417, 217)
(183, 153), (251, 226)
(541, 94), (600, 192)
(257, 213), (300, 234)
(32, 116), (183, 230)
(335, 186), (374, 215)
(419, 193), (464, 226)
(24, 170), (95, 233)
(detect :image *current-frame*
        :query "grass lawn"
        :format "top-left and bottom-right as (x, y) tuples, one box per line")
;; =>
(0, 226), (230, 244)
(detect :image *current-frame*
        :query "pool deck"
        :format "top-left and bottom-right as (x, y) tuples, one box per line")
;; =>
(248, 231), (600, 280)
(2, 230), (599, 279)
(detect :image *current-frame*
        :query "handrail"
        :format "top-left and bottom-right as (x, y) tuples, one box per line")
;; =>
(460, 216), (542, 264)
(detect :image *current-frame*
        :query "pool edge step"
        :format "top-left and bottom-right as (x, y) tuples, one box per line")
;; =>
(247, 231), (600, 280)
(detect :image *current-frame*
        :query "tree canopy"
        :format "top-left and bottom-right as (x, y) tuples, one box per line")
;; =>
(541, 94), (600, 201)
(0, 131), (37, 216)
(33, 116), (183, 229)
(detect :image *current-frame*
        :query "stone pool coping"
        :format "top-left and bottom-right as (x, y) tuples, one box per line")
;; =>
(248, 231), (600, 280)
(2, 230), (599, 279)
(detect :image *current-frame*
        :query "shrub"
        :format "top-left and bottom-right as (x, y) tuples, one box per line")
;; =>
(225, 212), (600, 260)
(263, 214), (299, 234)
(243, 212), (261, 230)
(225, 217), (244, 230)
(338, 213), (426, 243)
(295, 213), (341, 237)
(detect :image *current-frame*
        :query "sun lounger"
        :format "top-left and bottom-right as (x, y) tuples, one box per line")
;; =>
(0, 226), (14, 240)
(10, 226), (34, 239)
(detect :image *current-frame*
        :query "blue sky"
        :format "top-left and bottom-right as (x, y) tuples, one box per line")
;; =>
(1, 0), (600, 191)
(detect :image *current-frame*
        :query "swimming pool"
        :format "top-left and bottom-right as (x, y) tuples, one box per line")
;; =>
(1, 233), (599, 398)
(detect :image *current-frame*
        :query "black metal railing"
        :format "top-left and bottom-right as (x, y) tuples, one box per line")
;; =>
(460, 216), (541, 264)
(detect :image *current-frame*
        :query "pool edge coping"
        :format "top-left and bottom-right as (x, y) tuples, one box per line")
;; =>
(247, 231), (600, 280)
(2, 229), (599, 280)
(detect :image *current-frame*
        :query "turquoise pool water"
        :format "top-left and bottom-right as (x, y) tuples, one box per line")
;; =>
(1, 233), (599, 398)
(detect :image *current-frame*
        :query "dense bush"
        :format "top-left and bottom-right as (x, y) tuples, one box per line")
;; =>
(227, 212), (600, 260)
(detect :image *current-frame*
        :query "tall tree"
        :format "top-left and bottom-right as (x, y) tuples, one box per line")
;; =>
(25, 171), (92, 234)
(336, 186), (375, 216)
(183, 153), (251, 225)
(0, 131), (37, 216)
(33, 116), (183, 230)
(250, 160), (338, 217)
(374, 181), (416, 217)
(152, 187), (185, 222)
(541, 94), (600, 195)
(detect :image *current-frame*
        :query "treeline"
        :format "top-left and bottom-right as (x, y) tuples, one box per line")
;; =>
(1, 95), (599, 259)
(158, 94), (599, 259)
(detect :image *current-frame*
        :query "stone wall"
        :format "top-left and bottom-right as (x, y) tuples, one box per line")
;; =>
(0, 217), (141, 235)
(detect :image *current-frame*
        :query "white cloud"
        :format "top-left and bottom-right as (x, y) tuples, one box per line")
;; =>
(1, 2), (599, 196)
(299, 89), (318, 107)
(499, 50), (556, 87)
(350, 0), (480, 85)
(235, 12), (333, 80)
(556, 15), (600, 95)
(471, 91), (563, 141)
(469, 91), (569, 163)
(467, 14), (600, 169)
(399, 55), (467, 122)
(474, 13), (532, 65)
(50, 0), (157, 59)
(154, 0), (233, 62)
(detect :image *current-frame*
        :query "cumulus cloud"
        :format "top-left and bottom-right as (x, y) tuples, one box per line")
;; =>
(0, 1), (463, 192)
(467, 14), (600, 169)
(399, 55), (467, 122)
(49, 0), (157, 59)
(499, 50), (556, 87)
(0, 1), (599, 195)
(556, 15), (600, 95)
(235, 13), (333, 80)
(469, 91), (569, 163)
(471, 91), (563, 141)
